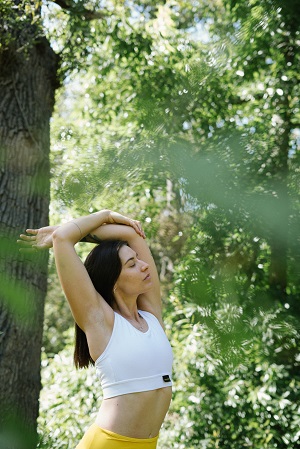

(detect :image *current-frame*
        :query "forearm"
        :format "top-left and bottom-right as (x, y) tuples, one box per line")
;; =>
(87, 223), (139, 244)
(53, 210), (110, 245)
(18, 210), (143, 252)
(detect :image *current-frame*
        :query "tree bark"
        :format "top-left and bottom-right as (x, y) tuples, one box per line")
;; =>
(0, 25), (59, 449)
(268, 43), (295, 300)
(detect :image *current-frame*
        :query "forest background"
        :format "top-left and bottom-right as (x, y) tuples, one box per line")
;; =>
(0, 1), (300, 448)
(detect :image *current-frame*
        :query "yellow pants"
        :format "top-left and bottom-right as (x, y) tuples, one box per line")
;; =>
(76, 423), (159, 449)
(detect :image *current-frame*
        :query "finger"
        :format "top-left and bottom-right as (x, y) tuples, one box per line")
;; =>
(25, 229), (38, 235)
(131, 220), (146, 238)
(19, 234), (36, 241)
(19, 248), (37, 254)
(135, 221), (145, 236)
(17, 240), (35, 247)
(130, 220), (140, 232)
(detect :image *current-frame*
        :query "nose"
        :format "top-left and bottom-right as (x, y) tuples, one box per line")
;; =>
(140, 260), (149, 271)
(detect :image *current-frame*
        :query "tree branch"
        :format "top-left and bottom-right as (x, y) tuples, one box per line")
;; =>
(52, 0), (106, 21)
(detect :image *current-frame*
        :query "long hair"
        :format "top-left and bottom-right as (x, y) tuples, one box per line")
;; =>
(74, 239), (127, 369)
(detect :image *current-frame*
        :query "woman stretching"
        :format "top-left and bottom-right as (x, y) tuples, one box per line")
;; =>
(18, 210), (173, 449)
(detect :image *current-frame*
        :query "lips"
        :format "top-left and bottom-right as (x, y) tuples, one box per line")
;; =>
(144, 273), (151, 281)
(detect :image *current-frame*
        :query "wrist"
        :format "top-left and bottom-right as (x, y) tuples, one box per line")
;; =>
(94, 209), (111, 222)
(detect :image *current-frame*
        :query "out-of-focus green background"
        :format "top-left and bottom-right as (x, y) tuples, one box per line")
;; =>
(1, 1), (299, 448)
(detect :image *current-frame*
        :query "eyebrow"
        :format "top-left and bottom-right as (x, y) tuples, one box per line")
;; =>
(124, 253), (138, 265)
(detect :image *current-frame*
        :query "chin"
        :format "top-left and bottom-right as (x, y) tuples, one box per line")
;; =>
(143, 282), (153, 293)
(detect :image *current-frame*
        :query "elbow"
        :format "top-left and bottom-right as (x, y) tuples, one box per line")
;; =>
(52, 228), (71, 243)
(52, 225), (80, 246)
(52, 229), (63, 244)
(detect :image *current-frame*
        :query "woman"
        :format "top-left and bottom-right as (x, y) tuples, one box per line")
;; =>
(18, 210), (173, 449)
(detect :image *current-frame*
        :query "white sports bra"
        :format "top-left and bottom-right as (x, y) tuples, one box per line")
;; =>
(95, 310), (173, 399)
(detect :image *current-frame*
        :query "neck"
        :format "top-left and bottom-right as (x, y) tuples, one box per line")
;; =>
(113, 300), (140, 320)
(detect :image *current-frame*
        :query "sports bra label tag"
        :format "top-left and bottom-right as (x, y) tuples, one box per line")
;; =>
(162, 375), (171, 382)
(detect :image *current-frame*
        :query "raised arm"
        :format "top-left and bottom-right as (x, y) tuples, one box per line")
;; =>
(18, 211), (162, 324)
(18, 211), (145, 327)
(17, 212), (144, 251)
(51, 210), (148, 329)
(51, 210), (112, 331)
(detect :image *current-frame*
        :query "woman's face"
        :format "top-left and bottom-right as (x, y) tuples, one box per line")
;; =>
(115, 245), (152, 297)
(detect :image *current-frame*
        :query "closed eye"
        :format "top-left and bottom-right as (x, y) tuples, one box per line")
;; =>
(125, 253), (138, 266)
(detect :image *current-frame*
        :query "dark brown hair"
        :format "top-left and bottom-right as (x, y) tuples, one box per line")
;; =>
(74, 240), (127, 368)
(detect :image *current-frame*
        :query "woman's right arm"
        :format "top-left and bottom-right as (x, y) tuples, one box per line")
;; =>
(18, 210), (115, 330)
(51, 210), (113, 331)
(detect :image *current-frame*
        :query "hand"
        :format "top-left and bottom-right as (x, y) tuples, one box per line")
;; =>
(17, 225), (59, 252)
(106, 211), (146, 239)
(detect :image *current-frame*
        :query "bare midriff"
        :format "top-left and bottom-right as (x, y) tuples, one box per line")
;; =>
(95, 386), (172, 439)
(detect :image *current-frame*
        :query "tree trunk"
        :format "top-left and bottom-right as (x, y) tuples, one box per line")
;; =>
(0, 26), (59, 449)
(268, 44), (295, 301)
(268, 122), (289, 299)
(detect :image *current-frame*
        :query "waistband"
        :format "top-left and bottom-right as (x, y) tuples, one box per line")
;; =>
(100, 426), (159, 443)
(76, 423), (159, 449)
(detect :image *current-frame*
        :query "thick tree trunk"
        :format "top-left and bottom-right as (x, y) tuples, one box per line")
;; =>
(0, 29), (59, 449)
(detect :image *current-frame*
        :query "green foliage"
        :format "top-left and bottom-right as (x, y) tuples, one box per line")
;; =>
(2, 0), (300, 446)
(0, 230), (48, 325)
(0, 0), (43, 53)
(43, 256), (74, 355)
(38, 329), (100, 448)
(161, 299), (300, 448)
(37, 0), (300, 447)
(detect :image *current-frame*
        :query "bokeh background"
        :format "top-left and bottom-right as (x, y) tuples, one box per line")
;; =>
(0, 1), (299, 448)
